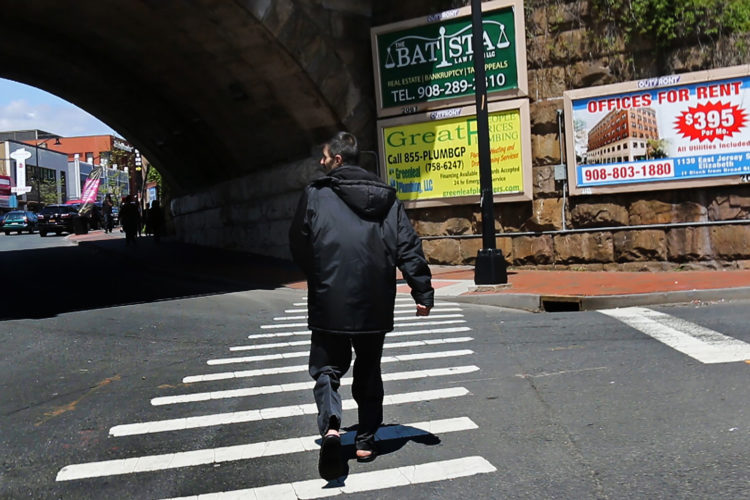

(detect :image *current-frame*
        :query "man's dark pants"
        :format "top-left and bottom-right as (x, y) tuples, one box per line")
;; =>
(308, 330), (386, 450)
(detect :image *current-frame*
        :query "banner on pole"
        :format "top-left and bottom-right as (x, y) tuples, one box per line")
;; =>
(79, 166), (103, 215)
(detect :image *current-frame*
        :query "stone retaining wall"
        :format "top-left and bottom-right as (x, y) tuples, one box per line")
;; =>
(171, 155), (323, 259)
(412, 0), (750, 269)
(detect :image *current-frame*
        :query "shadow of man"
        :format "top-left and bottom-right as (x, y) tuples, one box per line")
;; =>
(316, 422), (443, 486)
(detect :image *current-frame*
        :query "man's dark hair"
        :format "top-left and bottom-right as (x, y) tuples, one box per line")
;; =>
(326, 131), (358, 165)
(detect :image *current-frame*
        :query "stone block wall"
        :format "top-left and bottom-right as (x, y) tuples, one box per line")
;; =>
(416, 186), (750, 269)
(171, 155), (323, 259)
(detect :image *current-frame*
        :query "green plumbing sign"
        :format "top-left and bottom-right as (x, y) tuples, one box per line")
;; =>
(372, 0), (524, 115)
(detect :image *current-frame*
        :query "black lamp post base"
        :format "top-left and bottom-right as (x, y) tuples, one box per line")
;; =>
(474, 248), (508, 285)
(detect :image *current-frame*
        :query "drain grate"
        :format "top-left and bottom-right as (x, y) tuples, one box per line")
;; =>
(541, 296), (582, 312)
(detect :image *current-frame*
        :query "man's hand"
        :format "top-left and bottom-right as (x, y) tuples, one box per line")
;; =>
(416, 304), (431, 316)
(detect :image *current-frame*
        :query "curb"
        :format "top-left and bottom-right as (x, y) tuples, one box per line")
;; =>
(580, 287), (750, 311)
(450, 293), (541, 312)
(450, 286), (750, 312)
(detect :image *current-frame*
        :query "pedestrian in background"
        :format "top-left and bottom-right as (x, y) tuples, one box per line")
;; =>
(146, 199), (163, 243)
(135, 195), (144, 237)
(102, 194), (114, 233)
(289, 131), (433, 481)
(119, 195), (140, 246)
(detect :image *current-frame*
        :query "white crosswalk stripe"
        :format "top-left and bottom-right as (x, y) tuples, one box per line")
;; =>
(386, 326), (472, 337)
(57, 417), (478, 481)
(394, 307), (462, 314)
(57, 295), (495, 497)
(183, 349), (474, 383)
(285, 303), (461, 313)
(248, 320), (467, 339)
(160, 456), (496, 500)
(109, 387), (470, 437)
(600, 307), (750, 364)
(211, 337), (473, 365)
(277, 307), (462, 318)
(259, 313), (464, 329)
(245, 325), (471, 341)
(230, 335), (473, 352)
(393, 313), (464, 322)
(152, 366), (479, 406)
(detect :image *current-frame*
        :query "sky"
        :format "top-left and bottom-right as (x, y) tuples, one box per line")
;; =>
(0, 78), (119, 138)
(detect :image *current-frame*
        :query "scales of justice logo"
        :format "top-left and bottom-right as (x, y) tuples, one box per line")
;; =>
(383, 20), (511, 70)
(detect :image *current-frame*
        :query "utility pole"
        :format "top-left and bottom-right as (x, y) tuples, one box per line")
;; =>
(471, 0), (508, 284)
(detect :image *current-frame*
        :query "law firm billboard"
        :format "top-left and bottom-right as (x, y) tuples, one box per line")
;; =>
(377, 99), (532, 208)
(371, 0), (527, 118)
(564, 65), (750, 196)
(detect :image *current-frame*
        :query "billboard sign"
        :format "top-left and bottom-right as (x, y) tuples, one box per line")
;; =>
(371, 0), (527, 117)
(10, 148), (32, 194)
(0, 175), (11, 196)
(377, 99), (532, 207)
(564, 65), (750, 195)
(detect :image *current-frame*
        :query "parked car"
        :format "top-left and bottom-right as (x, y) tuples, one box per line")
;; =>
(1, 211), (38, 235)
(65, 200), (104, 229)
(37, 204), (84, 236)
(85, 201), (104, 230)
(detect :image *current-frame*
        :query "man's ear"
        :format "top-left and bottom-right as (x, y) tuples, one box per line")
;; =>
(334, 154), (343, 166)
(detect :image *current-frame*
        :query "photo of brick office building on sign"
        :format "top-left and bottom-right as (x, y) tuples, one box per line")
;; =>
(583, 107), (660, 165)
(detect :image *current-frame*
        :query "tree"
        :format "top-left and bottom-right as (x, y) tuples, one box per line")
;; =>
(145, 163), (162, 198)
(592, 0), (750, 69)
(100, 169), (128, 201)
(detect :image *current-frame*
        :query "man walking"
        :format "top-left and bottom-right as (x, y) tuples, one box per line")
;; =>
(102, 193), (114, 233)
(289, 131), (434, 481)
(119, 195), (140, 246)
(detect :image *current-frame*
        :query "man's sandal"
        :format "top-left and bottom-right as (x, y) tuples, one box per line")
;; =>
(318, 434), (345, 480)
(355, 445), (378, 463)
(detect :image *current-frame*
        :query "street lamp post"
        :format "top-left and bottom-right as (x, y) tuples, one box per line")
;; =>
(31, 136), (61, 209)
(470, 0), (508, 284)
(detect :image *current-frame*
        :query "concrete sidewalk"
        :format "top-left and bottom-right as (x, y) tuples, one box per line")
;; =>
(68, 230), (750, 312)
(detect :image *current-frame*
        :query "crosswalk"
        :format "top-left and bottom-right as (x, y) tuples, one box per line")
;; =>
(164, 456), (497, 500)
(600, 306), (750, 364)
(56, 295), (495, 497)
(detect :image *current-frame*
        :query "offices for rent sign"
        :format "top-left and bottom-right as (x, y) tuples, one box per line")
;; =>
(564, 65), (750, 196)
(378, 99), (532, 207)
(371, 0), (527, 117)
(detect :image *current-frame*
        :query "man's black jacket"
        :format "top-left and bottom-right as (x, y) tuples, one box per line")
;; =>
(289, 165), (434, 335)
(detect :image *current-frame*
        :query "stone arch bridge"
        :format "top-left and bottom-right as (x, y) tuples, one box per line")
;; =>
(1, 0), (455, 257)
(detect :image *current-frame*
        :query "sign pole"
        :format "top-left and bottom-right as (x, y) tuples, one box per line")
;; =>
(471, 0), (508, 284)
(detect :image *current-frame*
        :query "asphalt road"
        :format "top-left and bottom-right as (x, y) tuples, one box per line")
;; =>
(1, 235), (749, 499)
(0, 229), (75, 251)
